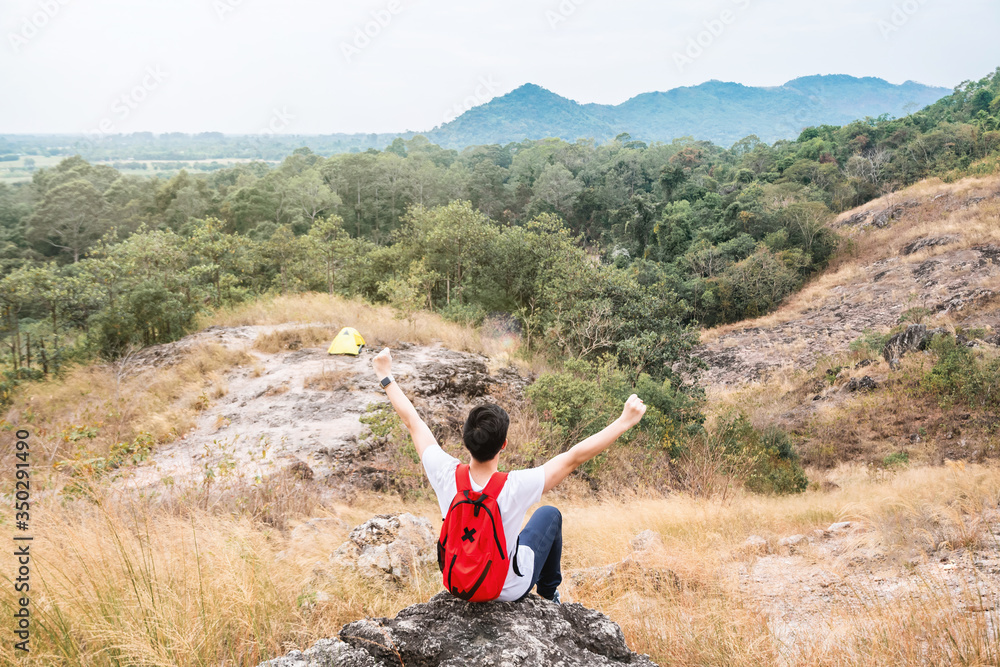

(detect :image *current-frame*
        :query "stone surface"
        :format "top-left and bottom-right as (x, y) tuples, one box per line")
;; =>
(333, 513), (437, 582)
(882, 324), (948, 368)
(901, 235), (959, 255)
(844, 376), (878, 392)
(779, 534), (806, 546)
(258, 592), (659, 666)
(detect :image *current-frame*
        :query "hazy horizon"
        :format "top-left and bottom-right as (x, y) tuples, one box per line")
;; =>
(2, 0), (997, 135)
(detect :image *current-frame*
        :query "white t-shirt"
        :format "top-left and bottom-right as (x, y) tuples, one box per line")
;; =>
(422, 443), (545, 601)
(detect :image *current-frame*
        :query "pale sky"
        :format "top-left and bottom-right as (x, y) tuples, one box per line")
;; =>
(1, 0), (997, 135)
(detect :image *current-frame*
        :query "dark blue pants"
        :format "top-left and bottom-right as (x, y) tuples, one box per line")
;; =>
(516, 506), (562, 600)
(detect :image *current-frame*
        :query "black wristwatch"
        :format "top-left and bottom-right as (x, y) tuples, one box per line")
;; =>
(380, 376), (393, 388)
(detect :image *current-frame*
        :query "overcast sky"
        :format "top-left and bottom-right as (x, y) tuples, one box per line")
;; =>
(1, 0), (997, 135)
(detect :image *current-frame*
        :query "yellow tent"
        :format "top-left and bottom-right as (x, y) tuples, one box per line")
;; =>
(328, 327), (366, 356)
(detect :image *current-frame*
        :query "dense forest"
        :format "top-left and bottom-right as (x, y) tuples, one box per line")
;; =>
(0, 68), (998, 409)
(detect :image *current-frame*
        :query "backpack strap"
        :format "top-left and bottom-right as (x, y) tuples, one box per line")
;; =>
(455, 463), (472, 493)
(482, 471), (508, 500)
(455, 464), (508, 499)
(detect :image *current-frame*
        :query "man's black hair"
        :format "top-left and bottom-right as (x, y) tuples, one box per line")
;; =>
(462, 403), (510, 462)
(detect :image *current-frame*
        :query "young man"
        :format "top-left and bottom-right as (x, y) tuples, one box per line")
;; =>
(371, 347), (646, 602)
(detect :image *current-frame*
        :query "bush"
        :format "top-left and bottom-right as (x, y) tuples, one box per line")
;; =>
(678, 414), (808, 496)
(849, 329), (891, 358)
(526, 356), (702, 459)
(439, 301), (487, 326)
(883, 451), (910, 469)
(923, 335), (1000, 410)
(899, 307), (933, 325)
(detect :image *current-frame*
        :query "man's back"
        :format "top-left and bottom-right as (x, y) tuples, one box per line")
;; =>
(423, 443), (544, 601)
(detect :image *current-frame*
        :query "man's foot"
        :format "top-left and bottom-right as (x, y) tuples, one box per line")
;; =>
(550, 590), (561, 604)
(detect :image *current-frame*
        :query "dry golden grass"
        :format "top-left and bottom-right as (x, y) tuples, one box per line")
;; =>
(5, 464), (1000, 666)
(303, 368), (357, 392)
(201, 292), (487, 354)
(253, 326), (339, 353)
(0, 343), (252, 472)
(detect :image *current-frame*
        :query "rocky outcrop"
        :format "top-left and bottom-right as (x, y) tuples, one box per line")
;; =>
(258, 592), (658, 666)
(333, 513), (437, 583)
(882, 324), (948, 369)
(839, 200), (918, 229)
(844, 376), (878, 392)
(901, 235), (958, 255)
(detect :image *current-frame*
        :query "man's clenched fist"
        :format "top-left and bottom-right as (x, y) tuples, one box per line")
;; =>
(373, 347), (393, 378)
(620, 394), (646, 428)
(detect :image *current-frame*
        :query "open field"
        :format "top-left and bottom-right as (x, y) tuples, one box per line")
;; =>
(0, 154), (277, 182)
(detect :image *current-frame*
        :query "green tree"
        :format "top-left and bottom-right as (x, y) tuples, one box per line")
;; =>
(27, 178), (105, 262)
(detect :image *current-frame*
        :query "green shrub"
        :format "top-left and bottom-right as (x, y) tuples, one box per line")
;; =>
(923, 335), (1000, 410)
(526, 356), (702, 458)
(883, 451), (910, 469)
(849, 329), (891, 358)
(439, 301), (487, 327)
(360, 402), (418, 463)
(687, 414), (808, 495)
(899, 307), (932, 324)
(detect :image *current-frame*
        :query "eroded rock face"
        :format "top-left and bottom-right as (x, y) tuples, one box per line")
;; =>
(882, 324), (948, 368)
(258, 592), (659, 666)
(901, 235), (959, 255)
(332, 513), (437, 582)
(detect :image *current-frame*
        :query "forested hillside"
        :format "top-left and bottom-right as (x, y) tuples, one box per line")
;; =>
(0, 68), (997, 410)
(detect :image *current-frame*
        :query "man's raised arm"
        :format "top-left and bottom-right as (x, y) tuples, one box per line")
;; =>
(541, 394), (646, 494)
(371, 348), (438, 459)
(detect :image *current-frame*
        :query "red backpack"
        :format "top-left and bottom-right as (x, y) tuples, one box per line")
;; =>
(437, 464), (509, 602)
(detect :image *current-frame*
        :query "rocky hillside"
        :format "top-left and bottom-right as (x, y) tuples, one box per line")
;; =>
(695, 175), (1000, 468)
(122, 324), (531, 494)
(697, 175), (1000, 387)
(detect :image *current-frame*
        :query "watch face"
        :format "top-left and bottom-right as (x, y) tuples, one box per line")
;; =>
(381, 377), (392, 387)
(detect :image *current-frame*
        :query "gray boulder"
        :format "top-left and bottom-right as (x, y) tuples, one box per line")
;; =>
(629, 529), (663, 553)
(258, 592), (658, 666)
(332, 513), (437, 583)
(844, 376), (878, 393)
(882, 324), (948, 369)
(900, 235), (958, 255)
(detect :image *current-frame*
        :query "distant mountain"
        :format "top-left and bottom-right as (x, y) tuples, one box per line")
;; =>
(424, 75), (951, 148)
(1, 75), (953, 161)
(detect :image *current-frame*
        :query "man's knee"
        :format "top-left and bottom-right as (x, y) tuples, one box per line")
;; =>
(538, 505), (561, 527)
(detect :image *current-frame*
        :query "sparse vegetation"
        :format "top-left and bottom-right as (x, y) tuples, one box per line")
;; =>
(4, 463), (1000, 666)
(303, 367), (356, 392)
